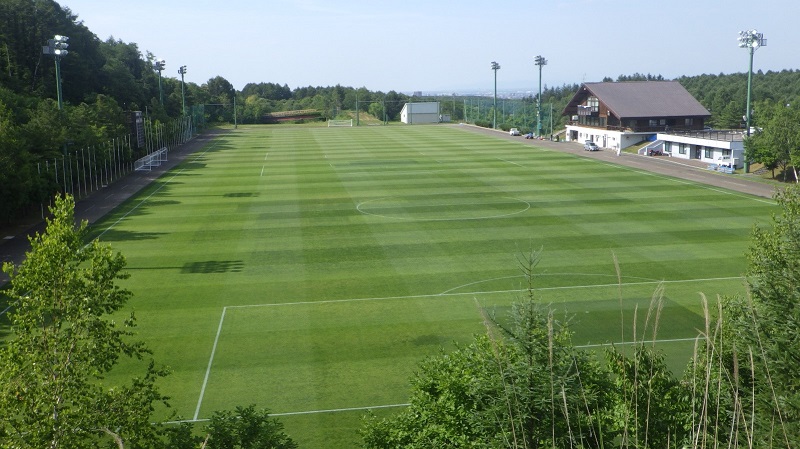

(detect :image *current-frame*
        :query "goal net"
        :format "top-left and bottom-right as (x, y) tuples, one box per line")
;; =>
(327, 119), (353, 127)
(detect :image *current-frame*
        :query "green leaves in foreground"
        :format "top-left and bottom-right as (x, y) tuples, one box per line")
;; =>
(162, 405), (297, 449)
(0, 194), (169, 449)
(361, 298), (615, 449)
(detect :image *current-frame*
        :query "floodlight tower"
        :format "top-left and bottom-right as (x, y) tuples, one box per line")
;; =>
(534, 55), (547, 137)
(491, 61), (500, 129)
(738, 30), (766, 138)
(178, 65), (187, 116)
(738, 30), (766, 173)
(154, 59), (166, 105)
(42, 35), (69, 110)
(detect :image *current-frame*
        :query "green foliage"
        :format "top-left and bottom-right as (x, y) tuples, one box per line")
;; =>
(745, 102), (800, 181)
(681, 185), (800, 448)
(745, 185), (800, 441)
(362, 251), (615, 449)
(161, 406), (297, 449)
(361, 299), (616, 449)
(607, 345), (688, 448)
(0, 194), (169, 448)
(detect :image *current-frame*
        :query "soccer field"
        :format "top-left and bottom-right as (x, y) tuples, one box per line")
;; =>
(91, 124), (775, 448)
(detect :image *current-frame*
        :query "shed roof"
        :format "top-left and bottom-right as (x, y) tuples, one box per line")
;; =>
(565, 81), (710, 119)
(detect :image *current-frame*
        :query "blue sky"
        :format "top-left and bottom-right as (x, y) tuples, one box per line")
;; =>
(61, 0), (794, 94)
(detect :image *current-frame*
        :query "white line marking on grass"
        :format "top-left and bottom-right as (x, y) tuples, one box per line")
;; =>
(191, 276), (738, 421)
(438, 272), (662, 295)
(577, 337), (703, 349)
(260, 165), (265, 177)
(264, 153), (269, 160)
(194, 306), (228, 421)
(496, 157), (524, 167)
(271, 403), (410, 417)
(164, 403), (410, 424)
(227, 276), (744, 310)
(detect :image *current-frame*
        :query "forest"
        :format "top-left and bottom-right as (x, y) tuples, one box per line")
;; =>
(2, 0), (800, 224)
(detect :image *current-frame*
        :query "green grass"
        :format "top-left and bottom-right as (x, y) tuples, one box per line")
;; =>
(80, 124), (776, 448)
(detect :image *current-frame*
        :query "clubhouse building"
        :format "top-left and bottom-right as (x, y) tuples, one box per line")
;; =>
(562, 81), (745, 168)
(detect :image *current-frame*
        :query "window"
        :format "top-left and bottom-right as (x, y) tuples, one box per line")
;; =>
(678, 144), (686, 155)
(704, 149), (712, 158)
(685, 118), (694, 127)
(722, 149), (731, 157)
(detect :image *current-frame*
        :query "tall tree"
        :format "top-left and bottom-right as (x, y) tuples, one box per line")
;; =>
(745, 102), (800, 181)
(0, 195), (169, 449)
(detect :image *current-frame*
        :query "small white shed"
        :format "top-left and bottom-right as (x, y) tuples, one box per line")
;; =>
(400, 102), (440, 124)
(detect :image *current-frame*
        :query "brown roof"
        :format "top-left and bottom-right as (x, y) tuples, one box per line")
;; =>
(565, 81), (711, 119)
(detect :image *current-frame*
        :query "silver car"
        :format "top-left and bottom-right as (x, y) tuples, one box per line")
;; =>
(583, 141), (600, 151)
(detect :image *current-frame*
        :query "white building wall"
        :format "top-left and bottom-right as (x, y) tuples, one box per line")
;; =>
(657, 133), (745, 168)
(565, 125), (648, 151)
(401, 102), (441, 124)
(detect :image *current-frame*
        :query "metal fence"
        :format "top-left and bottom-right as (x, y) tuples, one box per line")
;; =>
(34, 115), (194, 217)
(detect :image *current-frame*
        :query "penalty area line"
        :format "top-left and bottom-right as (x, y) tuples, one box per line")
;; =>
(194, 306), (227, 421)
(226, 276), (744, 310)
(576, 336), (703, 349)
(164, 403), (410, 425)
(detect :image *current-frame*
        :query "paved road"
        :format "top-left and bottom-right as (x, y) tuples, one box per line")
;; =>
(1, 125), (782, 286)
(456, 124), (780, 200)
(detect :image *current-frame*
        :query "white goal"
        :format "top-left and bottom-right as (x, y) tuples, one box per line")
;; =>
(327, 119), (353, 127)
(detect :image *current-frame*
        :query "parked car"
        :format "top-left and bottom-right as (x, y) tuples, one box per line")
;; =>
(583, 141), (600, 151)
(524, 132), (534, 139)
(509, 128), (521, 136)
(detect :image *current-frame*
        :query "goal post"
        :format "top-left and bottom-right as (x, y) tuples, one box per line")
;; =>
(327, 119), (353, 127)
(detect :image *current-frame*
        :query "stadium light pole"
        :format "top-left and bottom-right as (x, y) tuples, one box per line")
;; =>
(178, 65), (187, 116)
(42, 35), (69, 110)
(232, 87), (238, 129)
(738, 29), (766, 173)
(491, 61), (500, 129)
(43, 35), (69, 158)
(534, 55), (547, 137)
(154, 58), (166, 106)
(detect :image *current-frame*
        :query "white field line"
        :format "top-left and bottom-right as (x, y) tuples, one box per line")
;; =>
(271, 402), (410, 417)
(194, 306), (228, 421)
(576, 336), (703, 349)
(193, 275), (740, 420)
(226, 276), (744, 310)
(496, 156), (524, 167)
(260, 165), (265, 177)
(164, 403), (410, 425)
